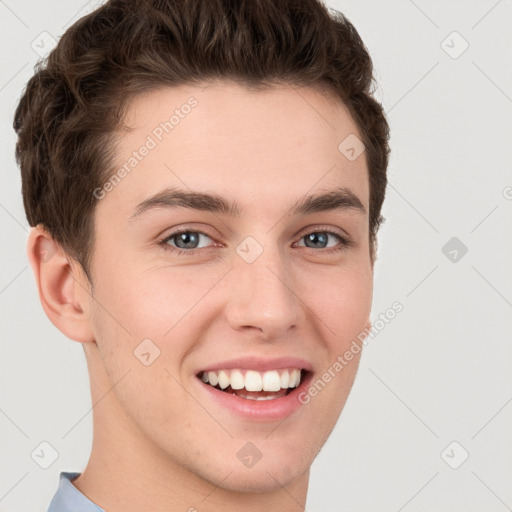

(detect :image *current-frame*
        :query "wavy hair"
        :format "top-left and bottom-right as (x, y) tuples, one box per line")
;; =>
(14, 0), (390, 279)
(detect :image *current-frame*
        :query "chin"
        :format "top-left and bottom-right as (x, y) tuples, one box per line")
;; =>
(212, 464), (305, 494)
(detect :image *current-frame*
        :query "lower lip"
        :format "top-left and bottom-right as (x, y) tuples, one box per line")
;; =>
(195, 371), (314, 422)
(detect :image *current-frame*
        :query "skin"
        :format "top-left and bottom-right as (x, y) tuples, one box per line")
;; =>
(27, 81), (374, 511)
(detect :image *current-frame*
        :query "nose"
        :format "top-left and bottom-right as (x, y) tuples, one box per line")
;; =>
(224, 244), (300, 339)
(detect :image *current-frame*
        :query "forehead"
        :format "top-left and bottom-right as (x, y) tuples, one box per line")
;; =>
(99, 81), (369, 221)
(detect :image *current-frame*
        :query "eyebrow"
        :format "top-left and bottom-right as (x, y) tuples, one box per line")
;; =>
(129, 186), (366, 222)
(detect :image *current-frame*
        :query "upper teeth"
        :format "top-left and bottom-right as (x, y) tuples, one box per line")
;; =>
(201, 368), (302, 392)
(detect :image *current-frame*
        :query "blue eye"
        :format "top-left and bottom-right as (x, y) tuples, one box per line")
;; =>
(161, 230), (214, 253)
(297, 231), (349, 250)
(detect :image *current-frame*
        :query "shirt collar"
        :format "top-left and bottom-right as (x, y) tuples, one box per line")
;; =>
(47, 472), (105, 512)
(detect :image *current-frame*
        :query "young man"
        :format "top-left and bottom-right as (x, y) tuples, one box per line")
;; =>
(14, 0), (389, 510)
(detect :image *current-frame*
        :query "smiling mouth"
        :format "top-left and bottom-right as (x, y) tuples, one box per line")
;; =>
(197, 368), (309, 401)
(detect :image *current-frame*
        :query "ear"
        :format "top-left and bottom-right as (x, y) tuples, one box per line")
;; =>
(27, 225), (95, 344)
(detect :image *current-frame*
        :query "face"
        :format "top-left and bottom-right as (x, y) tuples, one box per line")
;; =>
(83, 81), (373, 493)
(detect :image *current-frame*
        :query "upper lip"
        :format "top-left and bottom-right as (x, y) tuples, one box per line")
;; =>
(197, 356), (313, 375)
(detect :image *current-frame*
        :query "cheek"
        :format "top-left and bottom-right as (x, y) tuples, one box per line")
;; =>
(306, 264), (372, 341)
(87, 273), (193, 425)
(96, 262), (221, 340)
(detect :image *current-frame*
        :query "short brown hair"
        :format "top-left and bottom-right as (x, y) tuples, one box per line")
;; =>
(14, 0), (390, 280)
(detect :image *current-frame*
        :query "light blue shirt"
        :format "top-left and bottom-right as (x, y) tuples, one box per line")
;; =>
(47, 472), (105, 512)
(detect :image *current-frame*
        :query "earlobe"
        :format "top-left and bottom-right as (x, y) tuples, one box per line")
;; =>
(27, 225), (94, 344)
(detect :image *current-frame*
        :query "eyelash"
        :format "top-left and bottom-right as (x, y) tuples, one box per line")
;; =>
(158, 226), (353, 256)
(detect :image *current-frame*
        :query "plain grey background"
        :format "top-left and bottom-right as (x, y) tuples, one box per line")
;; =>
(1, 1), (511, 511)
